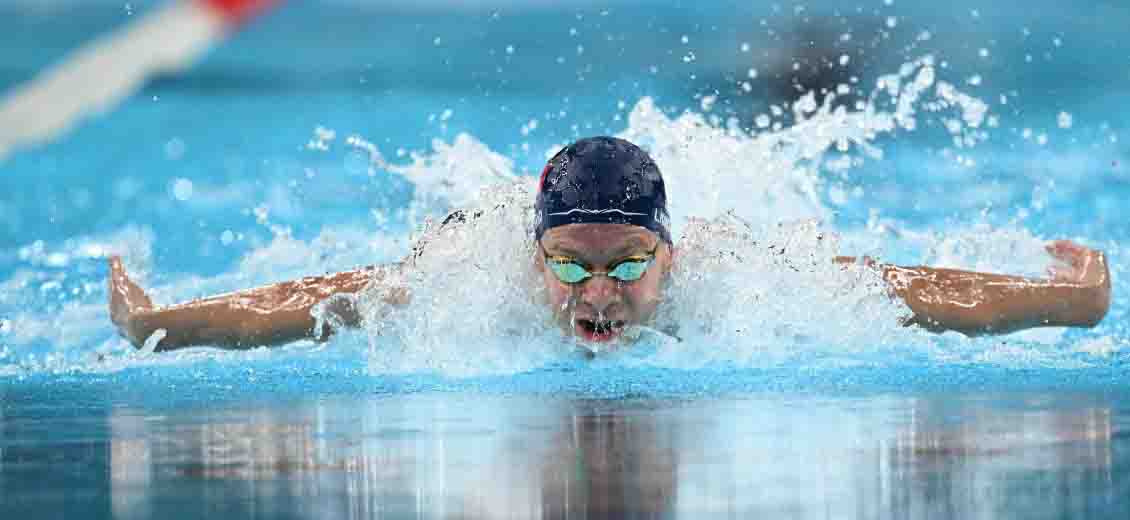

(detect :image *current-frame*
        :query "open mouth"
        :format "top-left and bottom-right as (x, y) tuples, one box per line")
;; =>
(575, 318), (626, 343)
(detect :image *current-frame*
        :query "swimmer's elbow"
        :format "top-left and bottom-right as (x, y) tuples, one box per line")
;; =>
(902, 311), (1012, 336)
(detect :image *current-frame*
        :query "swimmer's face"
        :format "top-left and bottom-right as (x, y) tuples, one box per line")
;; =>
(536, 223), (673, 346)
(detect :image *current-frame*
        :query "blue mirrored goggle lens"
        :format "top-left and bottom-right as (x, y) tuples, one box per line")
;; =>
(547, 259), (652, 284)
(548, 261), (592, 284)
(607, 259), (651, 281)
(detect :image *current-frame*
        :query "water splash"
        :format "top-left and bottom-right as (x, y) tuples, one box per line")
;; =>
(0, 56), (1121, 378)
(359, 181), (572, 376)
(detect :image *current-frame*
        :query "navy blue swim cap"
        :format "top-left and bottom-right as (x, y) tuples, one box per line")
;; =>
(534, 136), (671, 243)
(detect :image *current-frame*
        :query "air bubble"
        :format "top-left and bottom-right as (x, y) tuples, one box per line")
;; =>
(172, 178), (193, 201)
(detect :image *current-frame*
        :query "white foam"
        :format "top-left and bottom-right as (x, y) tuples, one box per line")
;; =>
(344, 56), (1114, 375)
(359, 181), (571, 376)
(651, 214), (914, 368)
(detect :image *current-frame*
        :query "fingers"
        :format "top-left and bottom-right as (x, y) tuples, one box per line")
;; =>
(107, 256), (153, 312)
(1045, 240), (1110, 288)
(109, 255), (125, 281)
(109, 257), (129, 329)
(109, 255), (131, 292)
(1045, 240), (1102, 268)
(1046, 240), (1079, 260)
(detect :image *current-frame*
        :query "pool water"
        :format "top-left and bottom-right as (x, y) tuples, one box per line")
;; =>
(3, 0), (1130, 517)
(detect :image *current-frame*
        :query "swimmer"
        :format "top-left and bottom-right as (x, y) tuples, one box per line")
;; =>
(108, 137), (1112, 351)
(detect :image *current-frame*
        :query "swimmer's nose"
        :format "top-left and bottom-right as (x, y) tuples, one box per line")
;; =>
(578, 274), (621, 310)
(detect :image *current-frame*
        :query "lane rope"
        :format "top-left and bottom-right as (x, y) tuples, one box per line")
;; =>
(0, 0), (279, 163)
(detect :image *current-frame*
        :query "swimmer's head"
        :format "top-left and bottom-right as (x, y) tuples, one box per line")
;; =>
(535, 136), (671, 244)
(533, 137), (674, 346)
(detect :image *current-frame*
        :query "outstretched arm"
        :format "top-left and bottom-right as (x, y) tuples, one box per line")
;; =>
(109, 257), (405, 351)
(838, 240), (1111, 335)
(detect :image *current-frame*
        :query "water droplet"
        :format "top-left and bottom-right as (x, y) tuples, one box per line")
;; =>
(1057, 111), (1073, 129)
(164, 138), (185, 160)
(172, 178), (193, 201)
(700, 95), (717, 112)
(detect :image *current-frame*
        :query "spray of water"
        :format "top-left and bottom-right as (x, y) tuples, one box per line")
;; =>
(0, 56), (1122, 377)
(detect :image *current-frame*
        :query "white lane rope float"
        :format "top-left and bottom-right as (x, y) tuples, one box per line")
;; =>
(0, 0), (278, 163)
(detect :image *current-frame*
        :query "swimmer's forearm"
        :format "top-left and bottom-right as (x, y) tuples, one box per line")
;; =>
(129, 296), (326, 351)
(879, 264), (1110, 334)
(123, 266), (386, 351)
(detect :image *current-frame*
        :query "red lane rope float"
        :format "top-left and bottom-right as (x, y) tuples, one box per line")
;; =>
(0, 0), (284, 162)
(200, 0), (281, 26)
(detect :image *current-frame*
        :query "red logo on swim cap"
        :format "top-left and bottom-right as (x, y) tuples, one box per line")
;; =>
(538, 163), (552, 191)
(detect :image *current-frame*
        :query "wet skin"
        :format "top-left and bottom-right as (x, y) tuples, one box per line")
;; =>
(535, 224), (673, 346)
(109, 230), (1108, 351)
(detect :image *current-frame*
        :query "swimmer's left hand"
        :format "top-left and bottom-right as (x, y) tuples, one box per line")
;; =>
(108, 256), (155, 347)
(1045, 240), (1111, 325)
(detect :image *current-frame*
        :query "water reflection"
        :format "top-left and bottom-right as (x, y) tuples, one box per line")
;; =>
(68, 393), (1130, 518)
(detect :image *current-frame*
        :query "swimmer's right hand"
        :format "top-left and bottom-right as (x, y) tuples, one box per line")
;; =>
(108, 256), (154, 347)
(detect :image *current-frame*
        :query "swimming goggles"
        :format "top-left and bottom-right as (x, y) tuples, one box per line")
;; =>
(541, 244), (657, 284)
